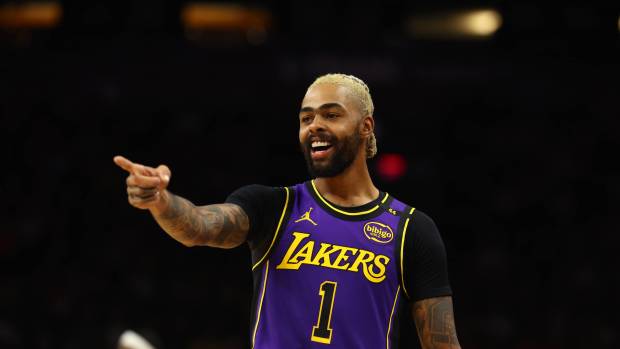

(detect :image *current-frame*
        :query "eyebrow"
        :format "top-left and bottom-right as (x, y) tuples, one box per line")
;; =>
(299, 102), (345, 113)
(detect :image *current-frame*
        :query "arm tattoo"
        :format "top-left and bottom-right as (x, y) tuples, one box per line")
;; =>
(153, 192), (250, 248)
(413, 296), (461, 349)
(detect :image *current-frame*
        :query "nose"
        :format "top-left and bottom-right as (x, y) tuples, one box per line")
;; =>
(307, 117), (326, 134)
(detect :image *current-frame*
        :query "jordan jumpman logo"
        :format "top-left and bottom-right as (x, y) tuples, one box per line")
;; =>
(294, 207), (318, 226)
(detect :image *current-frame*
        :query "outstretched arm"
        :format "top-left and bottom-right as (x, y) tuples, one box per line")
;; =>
(412, 296), (462, 349)
(155, 194), (249, 248)
(114, 155), (250, 248)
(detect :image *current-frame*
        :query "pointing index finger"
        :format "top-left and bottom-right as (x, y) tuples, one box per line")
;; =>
(113, 155), (135, 173)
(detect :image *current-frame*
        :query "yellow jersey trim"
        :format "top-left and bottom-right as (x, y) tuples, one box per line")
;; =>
(252, 187), (290, 271)
(252, 261), (270, 348)
(311, 179), (388, 216)
(385, 286), (401, 349)
(400, 207), (416, 299)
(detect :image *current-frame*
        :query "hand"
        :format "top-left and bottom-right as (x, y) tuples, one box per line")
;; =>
(113, 155), (171, 212)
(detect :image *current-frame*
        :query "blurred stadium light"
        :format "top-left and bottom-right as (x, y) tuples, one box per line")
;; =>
(407, 8), (502, 39)
(0, 1), (62, 28)
(181, 2), (270, 45)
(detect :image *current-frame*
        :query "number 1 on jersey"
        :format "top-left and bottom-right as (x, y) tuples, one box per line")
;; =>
(311, 281), (338, 344)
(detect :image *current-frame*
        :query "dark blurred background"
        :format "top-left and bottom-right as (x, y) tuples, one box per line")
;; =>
(1, 0), (619, 348)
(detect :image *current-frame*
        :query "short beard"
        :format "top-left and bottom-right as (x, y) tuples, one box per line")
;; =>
(301, 130), (362, 178)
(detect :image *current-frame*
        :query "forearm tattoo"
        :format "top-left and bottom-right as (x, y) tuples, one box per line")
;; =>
(154, 193), (250, 248)
(413, 296), (461, 349)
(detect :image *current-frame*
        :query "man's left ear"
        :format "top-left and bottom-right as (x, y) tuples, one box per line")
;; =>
(360, 116), (374, 137)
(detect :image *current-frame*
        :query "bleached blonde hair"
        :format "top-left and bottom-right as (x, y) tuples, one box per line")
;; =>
(308, 73), (377, 158)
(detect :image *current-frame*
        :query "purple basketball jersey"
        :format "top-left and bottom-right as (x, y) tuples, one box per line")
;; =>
(250, 180), (415, 349)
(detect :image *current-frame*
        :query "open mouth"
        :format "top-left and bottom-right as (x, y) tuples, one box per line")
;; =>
(310, 140), (333, 160)
(311, 141), (332, 153)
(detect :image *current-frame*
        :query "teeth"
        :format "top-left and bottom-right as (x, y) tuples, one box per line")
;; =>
(311, 141), (331, 148)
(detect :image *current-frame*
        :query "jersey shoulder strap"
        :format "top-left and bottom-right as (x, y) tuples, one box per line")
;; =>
(394, 204), (416, 300)
(250, 185), (296, 271)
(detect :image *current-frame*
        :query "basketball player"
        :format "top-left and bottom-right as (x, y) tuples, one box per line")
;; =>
(114, 74), (461, 349)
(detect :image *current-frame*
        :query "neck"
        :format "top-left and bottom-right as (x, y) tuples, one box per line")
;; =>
(313, 152), (379, 207)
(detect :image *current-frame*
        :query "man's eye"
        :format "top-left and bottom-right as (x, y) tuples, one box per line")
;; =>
(326, 113), (338, 118)
(301, 115), (312, 123)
